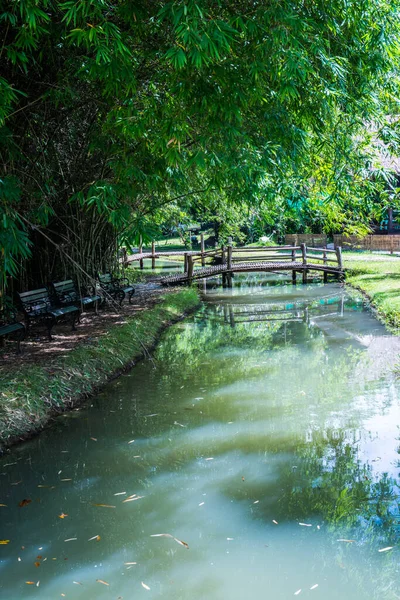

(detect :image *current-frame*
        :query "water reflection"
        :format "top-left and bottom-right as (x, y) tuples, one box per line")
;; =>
(1, 276), (400, 599)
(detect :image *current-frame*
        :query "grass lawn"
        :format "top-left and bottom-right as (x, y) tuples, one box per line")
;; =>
(344, 251), (400, 330)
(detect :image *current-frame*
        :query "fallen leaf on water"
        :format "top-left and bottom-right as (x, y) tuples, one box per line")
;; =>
(90, 437), (97, 442)
(141, 582), (150, 590)
(294, 589), (302, 595)
(128, 440), (135, 444)
(64, 538), (77, 542)
(36, 581), (40, 587)
(36, 555), (42, 559)
(253, 500), (259, 504)
(337, 539), (355, 543)
(60, 479), (72, 482)
(114, 492), (126, 496)
(378, 546), (393, 553)
(18, 499), (32, 508)
(150, 533), (189, 549)
(25, 582), (35, 585)
(0, 540), (10, 544)
(242, 477), (245, 481)
(310, 584), (318, 590)
(199, 502), (205, 506)
(73, 581), (83, 585)
(0, 504), (7, 507)
(11, 480), (22, 485)
(58, 513), (68, 519)
(123, 496), (144, 503)
(205, 457), (214, 461)
(124, 562), (137, 565)
(34, 562), (40, 568)
(174, 421), (186, 427)
(299, 523), (312, 527)
(227, 538), (234, 541)
(88, 535), (101, 542)
(92, 504), (116, 508)
(97, 579), (109, 586)
(272, 520), (278, 525)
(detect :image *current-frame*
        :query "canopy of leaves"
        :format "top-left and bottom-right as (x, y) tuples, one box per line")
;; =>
(0, 0), (399, 288)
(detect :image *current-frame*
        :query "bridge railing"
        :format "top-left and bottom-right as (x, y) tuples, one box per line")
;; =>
(183, 243), (343, 280)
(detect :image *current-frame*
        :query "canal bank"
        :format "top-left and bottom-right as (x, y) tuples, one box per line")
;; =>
(345, 251), (400, 331)
(0, 288), (200, 452)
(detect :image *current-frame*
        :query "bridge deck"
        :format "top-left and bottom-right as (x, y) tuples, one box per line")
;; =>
(152, 261), (343, 285)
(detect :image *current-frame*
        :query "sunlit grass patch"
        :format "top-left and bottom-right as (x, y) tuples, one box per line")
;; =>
(345, 251), (400, 330)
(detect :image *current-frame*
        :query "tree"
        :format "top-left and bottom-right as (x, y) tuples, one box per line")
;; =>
(0, 0), (398, 290)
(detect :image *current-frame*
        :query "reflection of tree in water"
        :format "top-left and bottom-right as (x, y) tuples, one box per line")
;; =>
(153, 301), (400, 599)
(249, 431), (400, 600)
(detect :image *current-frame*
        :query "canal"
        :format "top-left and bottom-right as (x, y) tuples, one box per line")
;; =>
(1, 275), (400, 599)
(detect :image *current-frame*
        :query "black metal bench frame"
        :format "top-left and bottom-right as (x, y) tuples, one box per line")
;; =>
(50, 279), (103, 315)
(17, 287), (80, 341)
(97, 273), (135, 306)
(0, 308), (25, 354)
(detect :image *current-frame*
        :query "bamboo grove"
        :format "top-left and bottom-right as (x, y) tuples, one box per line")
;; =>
(1, 0), (400, 296)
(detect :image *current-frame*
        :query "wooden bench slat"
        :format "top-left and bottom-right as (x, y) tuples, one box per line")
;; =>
(18, 287), (80, 341)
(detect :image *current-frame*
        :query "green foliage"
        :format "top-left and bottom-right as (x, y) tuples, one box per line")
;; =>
(0, 0), (399, 287)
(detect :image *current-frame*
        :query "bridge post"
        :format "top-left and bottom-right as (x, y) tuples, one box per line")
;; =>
(187, 255), (194, 283)
(227, 245), (233, 270)
(151, 241), (156, 270)
(301, 243), (307, 284)
(323, 248), (328, 283)
(291, 247), (296, 284)
(200, 234), (205, 266)
(122, 247), (127, 265)
(184, 252), (188, 274)
(139, 242), (144, 270)
(221, 245), (226, 264)
(335, 246), (343, 270)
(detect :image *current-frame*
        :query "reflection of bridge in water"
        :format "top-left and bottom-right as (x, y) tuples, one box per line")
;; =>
(202, 294), (345, 327)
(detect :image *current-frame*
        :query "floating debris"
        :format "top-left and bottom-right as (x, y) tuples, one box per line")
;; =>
(141, 582), (150, 590)
(378, 546), (394, 553)
(310, 584), (319, 590)
(151, 533), (189, 549)
(123, 495), (144, 503)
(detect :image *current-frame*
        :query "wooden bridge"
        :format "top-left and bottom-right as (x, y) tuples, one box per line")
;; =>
(124, 243), (344, 286)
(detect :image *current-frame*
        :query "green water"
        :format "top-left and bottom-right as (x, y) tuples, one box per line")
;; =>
(1, 276), (400, 599)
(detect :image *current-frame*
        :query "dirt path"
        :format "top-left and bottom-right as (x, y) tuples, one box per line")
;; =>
(0, 283), (168, 368)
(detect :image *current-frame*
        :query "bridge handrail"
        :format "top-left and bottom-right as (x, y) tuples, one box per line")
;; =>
(231, 245), (301, 252)
(307, 247), (337, 254)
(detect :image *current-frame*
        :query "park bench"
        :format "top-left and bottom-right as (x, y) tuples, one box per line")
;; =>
(50, 279), (103, 313)
(0, 308), (25, 354)
(17, 287), (80, 341)
(97, 273), (135, 305)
